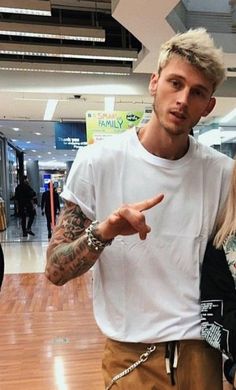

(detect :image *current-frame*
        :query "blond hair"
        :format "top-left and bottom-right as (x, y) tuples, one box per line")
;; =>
(157, 28), (225, 91)
(214, 160), (236, 248)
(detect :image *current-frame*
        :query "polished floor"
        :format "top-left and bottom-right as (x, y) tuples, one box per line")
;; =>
(0, 209), (105, 390)
(0, 210), (232, 389)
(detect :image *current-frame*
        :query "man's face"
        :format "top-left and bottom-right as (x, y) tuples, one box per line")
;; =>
(149, 55), (215, 136)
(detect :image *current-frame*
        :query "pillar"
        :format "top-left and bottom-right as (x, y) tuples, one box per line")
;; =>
(26, 160), (40, 204)
(65, 161), (73, 181)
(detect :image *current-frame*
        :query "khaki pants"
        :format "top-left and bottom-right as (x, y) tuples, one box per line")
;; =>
(102, 339), (222, 390)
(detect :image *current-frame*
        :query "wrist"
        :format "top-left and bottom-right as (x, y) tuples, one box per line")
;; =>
(95, 220), (114, 241)
(85, 221), (113, 252)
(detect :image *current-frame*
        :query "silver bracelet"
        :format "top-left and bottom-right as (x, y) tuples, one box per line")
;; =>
(85, 220), (113, 252)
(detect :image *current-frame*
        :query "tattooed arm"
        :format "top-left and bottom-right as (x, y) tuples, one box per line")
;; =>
(45, 194), (164, 286)
(45, 200), (101, 286)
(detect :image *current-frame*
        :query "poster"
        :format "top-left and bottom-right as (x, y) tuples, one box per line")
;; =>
(55, 122), (87, 150)
(86, 111), (143, 144)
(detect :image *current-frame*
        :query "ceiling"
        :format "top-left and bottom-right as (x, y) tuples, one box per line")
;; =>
(1, 0), (236, 168)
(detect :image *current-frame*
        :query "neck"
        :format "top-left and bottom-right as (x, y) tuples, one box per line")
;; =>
(138, 122), (190, 160)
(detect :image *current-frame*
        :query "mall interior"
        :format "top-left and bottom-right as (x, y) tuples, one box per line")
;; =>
(0, 0), (235, 389)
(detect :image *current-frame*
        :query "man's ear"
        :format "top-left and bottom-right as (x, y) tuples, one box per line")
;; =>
(202, 97), (216, 117)
(149, 73), (158, 96)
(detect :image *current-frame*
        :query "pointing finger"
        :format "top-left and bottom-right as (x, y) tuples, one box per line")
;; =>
(133, 193), (164, 212)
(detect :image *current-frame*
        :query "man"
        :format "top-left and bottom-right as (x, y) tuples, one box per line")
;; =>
(41, 184), (60, 239)
(15, 175), (37, 237)
(45, 28), (233, 389)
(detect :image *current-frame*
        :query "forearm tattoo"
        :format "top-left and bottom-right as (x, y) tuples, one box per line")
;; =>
(45, 201), (100, 285)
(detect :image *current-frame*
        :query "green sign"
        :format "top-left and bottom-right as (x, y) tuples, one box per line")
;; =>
(86, 111), (143, 144)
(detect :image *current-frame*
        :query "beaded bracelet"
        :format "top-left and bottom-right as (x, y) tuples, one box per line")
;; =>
(85, 220), (113, 252)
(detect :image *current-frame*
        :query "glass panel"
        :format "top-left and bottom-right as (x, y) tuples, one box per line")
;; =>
(7, 145), (18, 215)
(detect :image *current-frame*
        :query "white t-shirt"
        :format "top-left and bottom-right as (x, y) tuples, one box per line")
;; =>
(62, 128), (233, 343)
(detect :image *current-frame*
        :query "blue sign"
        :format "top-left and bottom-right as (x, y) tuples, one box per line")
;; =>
(55, 122), (87, 150)
(43, 174), (51, 190)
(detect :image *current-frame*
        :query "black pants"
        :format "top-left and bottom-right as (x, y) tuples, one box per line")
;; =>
(0, 243), (4, 288)
(45, 211), (56, 235)
(20, 205), (35, 233)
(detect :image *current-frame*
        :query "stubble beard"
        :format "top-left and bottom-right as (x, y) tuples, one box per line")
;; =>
(152, 101), (189, 137)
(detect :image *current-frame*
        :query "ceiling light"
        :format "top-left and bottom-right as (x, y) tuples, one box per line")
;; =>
(0, 0), (51, 16)
(35, 132), (41, 135)
(44, 99), (58, 121)
(12, 127), (20, 131)
(0, 61), (131, 76)
(0, 42), (138, 62)
(38, 160), (66, 169)
(0, 21), (105, 42)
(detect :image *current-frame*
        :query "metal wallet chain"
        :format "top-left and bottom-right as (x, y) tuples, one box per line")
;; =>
(105, 344), (157, 390)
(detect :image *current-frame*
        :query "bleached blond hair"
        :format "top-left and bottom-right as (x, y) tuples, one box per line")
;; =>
(157, 28), (225, 91)
(214, 160), (236, 248)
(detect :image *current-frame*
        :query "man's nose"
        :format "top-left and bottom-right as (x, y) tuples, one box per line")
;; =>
(176, 88), (190, 107)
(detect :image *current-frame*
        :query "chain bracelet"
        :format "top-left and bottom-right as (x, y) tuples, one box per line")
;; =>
(105, 345), (156, 390)
(85, 220), (113, 252)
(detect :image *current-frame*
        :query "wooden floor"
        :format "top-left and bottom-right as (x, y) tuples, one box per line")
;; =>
(0, 271), (232, 390)
(0, 272), (105, 390)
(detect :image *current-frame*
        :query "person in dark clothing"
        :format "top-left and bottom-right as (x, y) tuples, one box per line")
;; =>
(14, 176), (37, 237)
(201, 161), (236, 388)
(0, 243), (4, 289)
(41, 184), (60, 239)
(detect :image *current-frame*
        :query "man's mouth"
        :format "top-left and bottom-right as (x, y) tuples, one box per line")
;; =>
(170, 111), (187, 120)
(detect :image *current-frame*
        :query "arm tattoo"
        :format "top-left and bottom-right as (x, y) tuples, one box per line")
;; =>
(45, 201), (101, 285)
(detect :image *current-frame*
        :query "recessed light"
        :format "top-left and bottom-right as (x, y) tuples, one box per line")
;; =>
(26, 141), (31, 144)
(35, 132), (41, 135)
(12, 127), (20, 131)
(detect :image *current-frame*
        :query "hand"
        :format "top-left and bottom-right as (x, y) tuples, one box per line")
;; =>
(98, 193), (164, 241)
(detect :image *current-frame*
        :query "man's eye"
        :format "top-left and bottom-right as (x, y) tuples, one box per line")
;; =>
(170, 80), (180, 88)
(192, 89), (204, 97)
